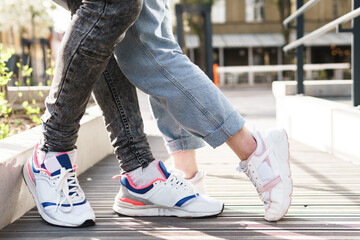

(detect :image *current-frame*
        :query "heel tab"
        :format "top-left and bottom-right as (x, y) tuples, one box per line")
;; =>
(157, 161), (170, 179)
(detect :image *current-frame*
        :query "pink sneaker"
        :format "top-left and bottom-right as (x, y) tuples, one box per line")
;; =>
(237, 129), (292, 221)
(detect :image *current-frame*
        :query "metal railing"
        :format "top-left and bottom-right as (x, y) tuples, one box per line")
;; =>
(217, 63), (350, 74)
(216, 63), (350, 85)
(283, 0), (360, 107)
(283, 0), (320, 27)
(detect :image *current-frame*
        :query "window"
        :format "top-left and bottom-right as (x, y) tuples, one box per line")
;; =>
(212, 0), (226, 23)
(332, 0), (338, 18)
(246, 0), (265, 23)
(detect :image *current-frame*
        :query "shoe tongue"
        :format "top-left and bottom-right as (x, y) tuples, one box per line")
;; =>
(56, 153), (73, 170)
(42, 152), (74, 174)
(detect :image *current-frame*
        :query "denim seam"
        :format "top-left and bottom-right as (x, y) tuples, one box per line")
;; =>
(130, 25), (223, 131)
(102, 69), (145, 165)
(49, 1), (108, 120)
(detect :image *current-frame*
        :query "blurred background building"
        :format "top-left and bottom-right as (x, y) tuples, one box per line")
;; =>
(179, 0), (352, 84)
(0, 0), (353, 86)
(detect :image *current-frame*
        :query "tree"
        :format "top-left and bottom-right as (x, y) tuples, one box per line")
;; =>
(0, 0), (56, 83)
(178, 0), (215, 71)
(0, 0), (55, 39)
(275, 0), (292, 45)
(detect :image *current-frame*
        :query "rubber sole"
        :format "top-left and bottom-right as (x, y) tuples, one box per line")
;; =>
(113, 201), (224, 218)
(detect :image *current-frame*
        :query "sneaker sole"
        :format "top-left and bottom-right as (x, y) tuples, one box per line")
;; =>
(22, 163), (95, 227)
(265, 129), (293, 222)
(113, 200), (224, 218)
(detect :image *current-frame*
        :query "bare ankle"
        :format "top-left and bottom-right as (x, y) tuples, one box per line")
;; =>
(226, 127), (257, 161)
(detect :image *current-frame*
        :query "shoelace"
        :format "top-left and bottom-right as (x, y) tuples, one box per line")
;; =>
(54, 166), (80, 213)
(169, 169), (206, 186)
(167, 171), (192, 192)
(238, 164), (263, 193)
(236, 144), (275, 193)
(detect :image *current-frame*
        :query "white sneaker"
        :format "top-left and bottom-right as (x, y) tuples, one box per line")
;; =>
(23, 144), (95, 227)
(112, 161), (224, 218)
(237, 129), (293, 221)
(187, 171), (207, 195)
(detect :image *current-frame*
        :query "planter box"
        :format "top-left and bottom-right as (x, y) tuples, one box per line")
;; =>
(7, 86), (50, 110)
(7, 86), (94, 110)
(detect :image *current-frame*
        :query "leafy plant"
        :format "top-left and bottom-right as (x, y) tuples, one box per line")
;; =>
(0, 43), (53, 139)
(0, 44), (14, 139)
(0, 122), (13, 140)
(22, 100), (41, 124)
(16, 63), (43, 125)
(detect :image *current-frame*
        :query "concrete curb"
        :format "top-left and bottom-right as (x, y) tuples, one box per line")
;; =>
(0, 105), (113, 230)
(272, 80), (352, 97)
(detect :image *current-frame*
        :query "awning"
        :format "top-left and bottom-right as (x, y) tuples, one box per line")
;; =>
(181, 32), (351, 49)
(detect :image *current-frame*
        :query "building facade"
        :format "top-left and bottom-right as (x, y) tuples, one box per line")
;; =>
(183, 0), (352, 84)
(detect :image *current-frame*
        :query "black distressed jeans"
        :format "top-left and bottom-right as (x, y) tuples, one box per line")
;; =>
(42, 0), (155, 171)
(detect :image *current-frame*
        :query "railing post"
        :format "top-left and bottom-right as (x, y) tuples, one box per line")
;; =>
(203, 3), (214, 81)
(353, 0), (360, 106)
(175, 4), (184, 49)
(296, 0), (304, 94)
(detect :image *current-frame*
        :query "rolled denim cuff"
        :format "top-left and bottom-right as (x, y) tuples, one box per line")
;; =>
(165, 136), (206, 155)
(203, 111), (246, 148)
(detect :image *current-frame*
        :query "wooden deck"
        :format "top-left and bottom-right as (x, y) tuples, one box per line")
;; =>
(1, 137), (359, 239)
(1, 88), (359, 239)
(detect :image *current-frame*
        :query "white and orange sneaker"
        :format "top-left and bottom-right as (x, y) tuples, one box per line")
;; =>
(23, 144), (95, 227)
(113, 161), (223, 218)
(237, 129), (293, 221)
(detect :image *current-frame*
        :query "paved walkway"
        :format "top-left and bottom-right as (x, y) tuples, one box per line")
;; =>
(1, 87), (360, 239)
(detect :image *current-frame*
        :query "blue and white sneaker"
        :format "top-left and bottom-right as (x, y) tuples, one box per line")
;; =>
(112, 161), (224, 218)
(23, 144), (95, 227)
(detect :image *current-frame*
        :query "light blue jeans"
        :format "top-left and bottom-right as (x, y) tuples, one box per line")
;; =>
(114, 0), (246, 153)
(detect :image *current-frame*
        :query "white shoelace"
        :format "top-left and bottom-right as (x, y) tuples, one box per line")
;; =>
(54, 167), (80, 213)
(237, 145), (274, 191)
(168, 171), (192, 192)
(237, 163), (262, 193)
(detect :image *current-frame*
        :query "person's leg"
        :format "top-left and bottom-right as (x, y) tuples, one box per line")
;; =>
(114, 1), (245, 150)
(41, 0), (142, 152)
(23, 0), (143, 227)
(90, 56), (224, 218)
(149, 95), (207, 192)
(92, 56), (223, 218)
(113, 0), (292, 221)
(92, 56), (155, 172)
